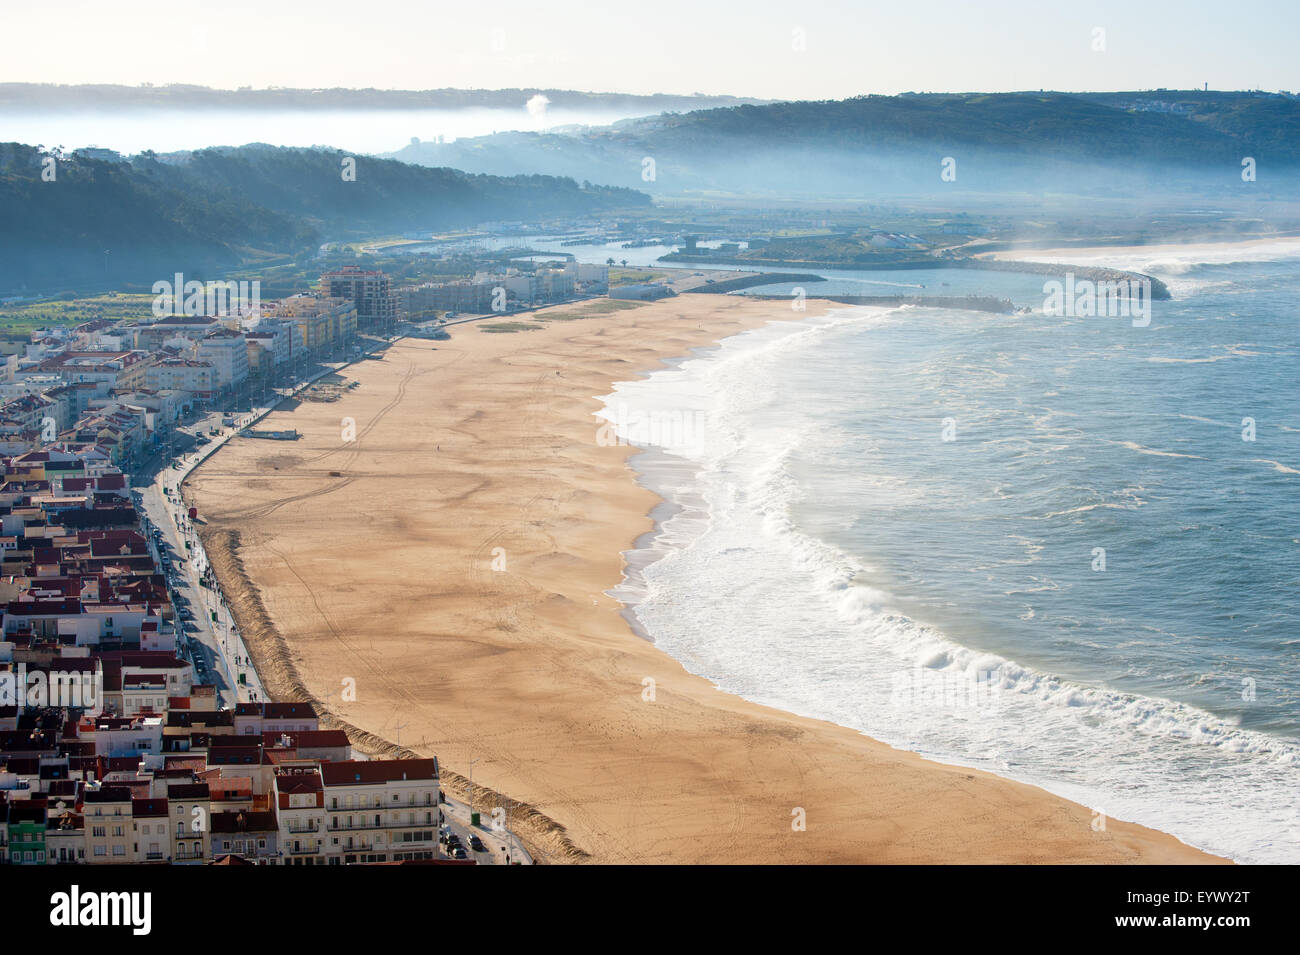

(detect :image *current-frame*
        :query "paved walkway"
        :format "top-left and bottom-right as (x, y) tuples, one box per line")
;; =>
(438, 794), (533, 865)
(135, 335), (534, 863)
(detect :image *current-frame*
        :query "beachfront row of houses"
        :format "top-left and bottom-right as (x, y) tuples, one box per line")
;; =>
(399, 261), (608, 316)
(0, 268), (395, 465)
(0, 446), (450, 865)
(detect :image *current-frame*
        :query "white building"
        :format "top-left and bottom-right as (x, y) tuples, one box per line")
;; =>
(320, 759), (441, 864)
(196, 329), (249, 389)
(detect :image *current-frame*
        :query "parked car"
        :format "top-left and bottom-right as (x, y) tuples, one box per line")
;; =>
(450, 847), (468, 860)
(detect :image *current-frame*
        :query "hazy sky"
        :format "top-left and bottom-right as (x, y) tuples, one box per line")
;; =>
(5, 0), (1298, 99)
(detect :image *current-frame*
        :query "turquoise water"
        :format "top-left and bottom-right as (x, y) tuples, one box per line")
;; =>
(599, 251), (1300, 862)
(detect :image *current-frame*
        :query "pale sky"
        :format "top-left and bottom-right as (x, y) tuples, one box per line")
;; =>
(4, 0), (1298, 99)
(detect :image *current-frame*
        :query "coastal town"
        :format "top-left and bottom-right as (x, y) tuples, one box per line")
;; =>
(5, 0), (1297, 931)
(0, 265), (549, 866)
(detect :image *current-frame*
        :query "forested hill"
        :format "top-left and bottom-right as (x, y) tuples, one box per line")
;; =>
(0, 143), (650, 293)
(390, 90), (1300, 197)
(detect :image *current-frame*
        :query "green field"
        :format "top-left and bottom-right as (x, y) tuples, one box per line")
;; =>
(477, 321), (544, 333)
(0, 292), (155, 338)
(609, 267), (673, 287)
(536, 299), (646, 322)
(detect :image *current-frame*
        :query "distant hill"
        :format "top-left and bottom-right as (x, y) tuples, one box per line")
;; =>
(0, 83), (769, 113)
(387, 91), (1300, 197)
(0, 143), (649, 294)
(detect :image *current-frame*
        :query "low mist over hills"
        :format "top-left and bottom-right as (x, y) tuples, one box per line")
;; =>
(0, 83), (769, 113)
(0, 143), (649, 293)
(388, 90), (1300, 198)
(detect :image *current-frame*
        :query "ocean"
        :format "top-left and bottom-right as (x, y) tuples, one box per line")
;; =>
(598, 248), (1300, 863)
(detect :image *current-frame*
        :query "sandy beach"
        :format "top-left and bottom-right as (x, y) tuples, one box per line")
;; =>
(188, 294), (1225, 864)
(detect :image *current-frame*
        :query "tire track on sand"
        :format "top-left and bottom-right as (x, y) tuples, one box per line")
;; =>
(200, 526), (590, 862)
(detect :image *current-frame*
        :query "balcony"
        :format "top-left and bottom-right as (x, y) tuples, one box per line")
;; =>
(329, 819), (434, 832)
(328, 798), (436, 812)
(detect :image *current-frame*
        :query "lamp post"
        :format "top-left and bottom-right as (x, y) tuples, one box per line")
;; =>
(467, 757), (479, 824)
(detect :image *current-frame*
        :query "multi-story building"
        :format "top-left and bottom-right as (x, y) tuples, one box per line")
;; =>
(19, 351), (152, 393)
(143, 359), (217, 401)
(166, 782), (211, 863)
(0, 445), (463, 868)
(0, 392), (72, 439)
(320, 759), (440, 864)
(83, 786), (133, 863)
(46, 807), (85, 863)
(6, 796), (47, 864)
(318, 268), (396, 328)
(537, 267), (575, 300)
(270, 296), (357, 352)
(131, 316), (222, 353)
(195, 329), (249, 390)
(132, 797), (170, 862)
(210, 808), (278, 863)
(234, 701), (319, 737)
(274, 765), (326, 865)
(244, 317), (297, 367)
(563, 262), (609, 288)
(399, 280), (497, 316)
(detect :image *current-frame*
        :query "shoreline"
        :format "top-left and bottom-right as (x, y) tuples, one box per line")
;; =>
(189, 294), (1226, 864)
(597, 302), (1275, 863)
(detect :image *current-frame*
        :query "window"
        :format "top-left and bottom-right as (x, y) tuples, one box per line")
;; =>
(112, 845), (125, 856)
(94, 846), (106, 857)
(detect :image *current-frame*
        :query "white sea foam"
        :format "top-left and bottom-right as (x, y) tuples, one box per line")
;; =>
(1013, 239), (1300, 297)
(597, 303), (1300, 863)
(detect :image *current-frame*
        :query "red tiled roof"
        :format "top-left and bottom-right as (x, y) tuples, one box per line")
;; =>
(132, 797), (168, 818)
(321, 759), (439, 786)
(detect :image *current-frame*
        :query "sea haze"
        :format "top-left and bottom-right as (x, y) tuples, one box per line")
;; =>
(0, 106), (644, 155)
(598, 250), (1300, 863)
